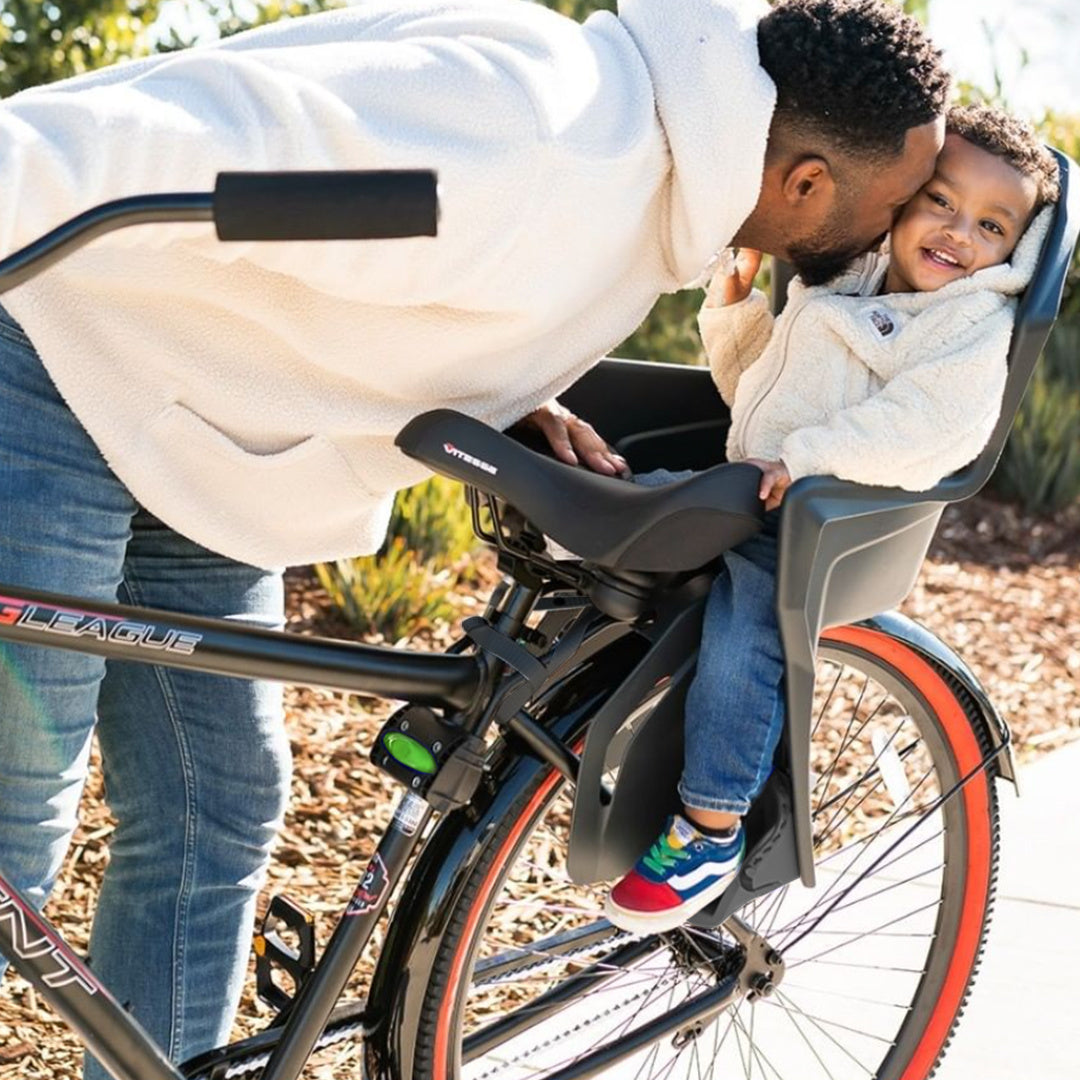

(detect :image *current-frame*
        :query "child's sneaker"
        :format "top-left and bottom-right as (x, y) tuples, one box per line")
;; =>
(604, 814), (744, 934)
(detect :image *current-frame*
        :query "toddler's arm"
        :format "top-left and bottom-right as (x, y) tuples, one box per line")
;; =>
(698, 249), (773, 406)
(780, 305), (1014, 491)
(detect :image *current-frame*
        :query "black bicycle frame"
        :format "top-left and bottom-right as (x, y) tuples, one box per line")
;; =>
(0, 580), (488, 1080)
(0, 873), (185, 1080)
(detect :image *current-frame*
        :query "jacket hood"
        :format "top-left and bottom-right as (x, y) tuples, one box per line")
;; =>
(619, 0), (775, 287)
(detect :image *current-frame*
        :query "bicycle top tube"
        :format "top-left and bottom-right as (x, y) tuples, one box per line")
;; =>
(0, 584), (483, 710)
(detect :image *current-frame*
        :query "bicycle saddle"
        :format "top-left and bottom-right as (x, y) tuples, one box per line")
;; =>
(395, 409), (764, 572)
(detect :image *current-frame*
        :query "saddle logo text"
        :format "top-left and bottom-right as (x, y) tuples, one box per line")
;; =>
(0, 882), (98, 994)
(443, 442), (498, 476)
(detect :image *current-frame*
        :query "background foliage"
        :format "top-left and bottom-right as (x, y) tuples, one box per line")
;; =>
(0, 1), (343, 96)
(0, 0), (1075, 634)
(0, 0), (159, 90)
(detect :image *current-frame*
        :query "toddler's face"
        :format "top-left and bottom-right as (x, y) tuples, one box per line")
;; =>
(886, 133), (1038, 293)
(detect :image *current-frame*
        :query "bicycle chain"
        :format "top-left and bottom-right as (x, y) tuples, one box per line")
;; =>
(187, 1019), (367, 1079)
(188, 932), (709, 1079)
(469, 931), (740, 1078)
(470, 982), (663, 1080)
(474, 929), (643, 986)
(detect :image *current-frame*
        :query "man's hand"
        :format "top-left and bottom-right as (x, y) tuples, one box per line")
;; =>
(744, 457), (792, 512)
(520, 400), (630, 477)
(705, 247), (763, 307)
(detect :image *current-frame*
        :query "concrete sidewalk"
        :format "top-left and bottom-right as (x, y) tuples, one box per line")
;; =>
(937, 738), (1080, 1079)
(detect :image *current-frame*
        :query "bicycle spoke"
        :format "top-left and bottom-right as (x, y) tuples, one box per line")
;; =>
(785, 898), (942, 968)
(767, 990), (843, 1080)
(812, 677), (879, 816)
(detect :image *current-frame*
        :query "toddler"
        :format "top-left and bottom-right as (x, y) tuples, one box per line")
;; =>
(606, 103), (1060, 932)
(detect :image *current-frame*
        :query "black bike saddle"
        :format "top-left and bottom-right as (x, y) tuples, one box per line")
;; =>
(395, 410), (764, 573)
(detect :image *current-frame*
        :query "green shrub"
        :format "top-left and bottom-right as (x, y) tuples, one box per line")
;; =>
(992, 320), (1080, 514)
(315, 538), (458, 642)
(316, 476), (478, 639)
(387, 476), (475, 564)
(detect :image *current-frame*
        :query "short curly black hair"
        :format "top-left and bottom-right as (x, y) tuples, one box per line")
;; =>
(947, 103), (1060, 209)
(758, 0), (950, 160)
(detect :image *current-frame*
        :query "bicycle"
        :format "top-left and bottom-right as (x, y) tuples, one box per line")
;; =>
(0, 153), (1077, 1080)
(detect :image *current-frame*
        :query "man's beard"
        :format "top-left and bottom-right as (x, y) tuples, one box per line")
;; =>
(787, 241), (864, 287)
(787, 213), (884, 288)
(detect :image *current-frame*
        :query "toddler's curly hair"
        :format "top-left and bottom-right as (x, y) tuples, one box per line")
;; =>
(946, 103), (1060, 209)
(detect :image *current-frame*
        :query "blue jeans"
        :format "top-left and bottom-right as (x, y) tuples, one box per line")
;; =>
(0, 307), (291, 1077)
(636, 470), (784, 816)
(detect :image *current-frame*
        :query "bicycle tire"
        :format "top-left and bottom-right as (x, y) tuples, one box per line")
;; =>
(407, 624), (1000, 1080)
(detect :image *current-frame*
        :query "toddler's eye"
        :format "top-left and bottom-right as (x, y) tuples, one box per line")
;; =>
(981, 220), (1004, 236)
(927, 192), (950, 209)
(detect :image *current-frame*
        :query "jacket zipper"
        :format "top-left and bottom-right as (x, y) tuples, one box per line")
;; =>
(731, 257), (884, 459)
(730, 290), (811, 458)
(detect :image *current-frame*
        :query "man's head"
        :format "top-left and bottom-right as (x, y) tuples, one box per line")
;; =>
(885, 103), (1060, 293)
(735, 0), (950, 285)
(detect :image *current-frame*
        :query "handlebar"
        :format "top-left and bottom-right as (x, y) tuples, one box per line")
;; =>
(0, 169), (438, 294)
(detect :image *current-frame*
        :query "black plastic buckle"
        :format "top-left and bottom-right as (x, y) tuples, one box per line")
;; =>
(370, 703), (487, 813)
(255, 895), (316, 1014)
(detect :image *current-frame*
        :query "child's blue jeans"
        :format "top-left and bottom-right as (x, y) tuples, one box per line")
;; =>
(0, 305), (291, 1078)
(636, 470), (785, 817)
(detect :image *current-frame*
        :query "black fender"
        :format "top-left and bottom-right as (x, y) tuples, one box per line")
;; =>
(856, 611), (1017, 786)
(363, 632), (648, 1080)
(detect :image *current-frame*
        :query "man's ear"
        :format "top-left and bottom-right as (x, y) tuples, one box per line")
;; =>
(781, 156), (835, 207)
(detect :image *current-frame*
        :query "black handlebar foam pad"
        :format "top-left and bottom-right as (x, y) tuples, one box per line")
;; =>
(213, 170), (438, 241)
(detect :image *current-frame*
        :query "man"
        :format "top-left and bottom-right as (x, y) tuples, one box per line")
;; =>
(0, 0), (948, 1074)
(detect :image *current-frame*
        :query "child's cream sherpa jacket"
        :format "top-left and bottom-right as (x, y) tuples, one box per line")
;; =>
(699, 209), (1051, 492)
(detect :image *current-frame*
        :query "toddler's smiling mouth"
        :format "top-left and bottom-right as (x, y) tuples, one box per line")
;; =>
(922, 247), (964, 270)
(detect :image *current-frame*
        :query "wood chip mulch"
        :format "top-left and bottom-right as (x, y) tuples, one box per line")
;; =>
(2, 492), (1076, 1076)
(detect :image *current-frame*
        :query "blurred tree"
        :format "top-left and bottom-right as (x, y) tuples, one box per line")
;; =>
(540, 0), (614, 17)
(0, 0), (342, 97)
(0, 0), (161, 93)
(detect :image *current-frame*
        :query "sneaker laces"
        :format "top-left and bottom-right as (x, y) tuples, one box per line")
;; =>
(642, 830), (692, 874)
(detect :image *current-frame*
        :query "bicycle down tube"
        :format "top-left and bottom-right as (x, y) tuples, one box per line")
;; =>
(0, 173), (456, 1080)
(0, 577), (478, 1079)
(0, 872), (185, 1080)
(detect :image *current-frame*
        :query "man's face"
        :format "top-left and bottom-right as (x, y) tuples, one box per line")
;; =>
(788, 117), (945, 286)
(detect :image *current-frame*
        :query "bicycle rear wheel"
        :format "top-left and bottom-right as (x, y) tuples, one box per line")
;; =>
(409, 625), (1000, 1080)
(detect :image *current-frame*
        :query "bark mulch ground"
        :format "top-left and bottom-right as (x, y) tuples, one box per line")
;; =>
(2, 492), (1077, 1076)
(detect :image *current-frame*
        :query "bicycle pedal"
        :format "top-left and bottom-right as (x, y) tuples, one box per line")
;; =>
(254, 894), (317, 1013)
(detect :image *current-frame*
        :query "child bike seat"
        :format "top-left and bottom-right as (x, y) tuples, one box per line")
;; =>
(395, 409), (764, 572)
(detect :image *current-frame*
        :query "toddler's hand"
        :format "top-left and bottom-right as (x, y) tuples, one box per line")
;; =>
(744, 458), (792, 512)
(705, 247), (763, 307)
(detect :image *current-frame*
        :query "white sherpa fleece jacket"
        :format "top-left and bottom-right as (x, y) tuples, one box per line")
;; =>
(699, 209), (1051, 492)
(0, 0), (775, 568)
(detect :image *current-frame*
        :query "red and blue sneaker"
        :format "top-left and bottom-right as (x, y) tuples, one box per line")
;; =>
(604, 814), (744, 933)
